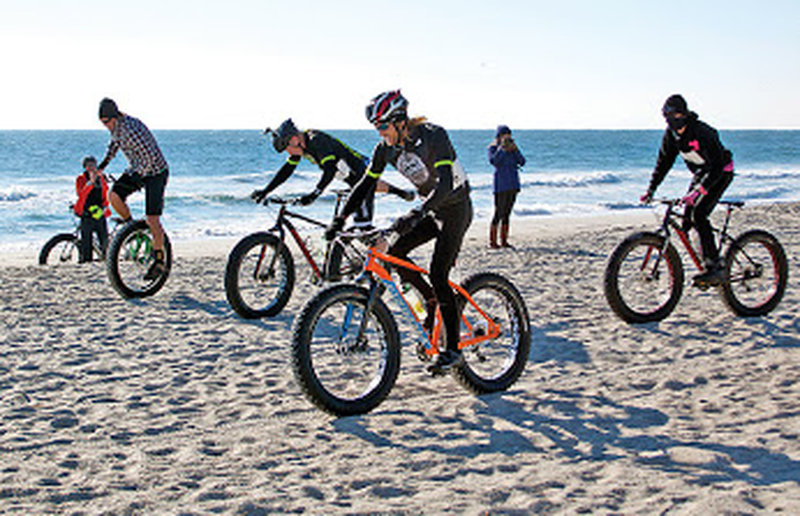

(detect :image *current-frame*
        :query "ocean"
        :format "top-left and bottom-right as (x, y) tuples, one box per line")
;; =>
(1, 129), (799, 253)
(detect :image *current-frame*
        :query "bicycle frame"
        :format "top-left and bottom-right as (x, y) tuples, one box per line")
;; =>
(260, 191), (351, 281)
(653, 199), (740, 272)
(353, 246), (501, 357)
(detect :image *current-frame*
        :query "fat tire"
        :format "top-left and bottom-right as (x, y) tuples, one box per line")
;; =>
(106, 220), (172, 299)
(604, 232), (684, 323)
(291, 284), (400, 416)
(39, 233), (79, 265)
(452, 272), (531, 394)
(323, 240), (363, 283)
(721, 229), (788, 317)
(224, 232), (295, 318)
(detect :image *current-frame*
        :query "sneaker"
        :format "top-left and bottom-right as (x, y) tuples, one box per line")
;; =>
(144, 259), (166, 282)
(692, 261), (724, 286)
(426, 349), (463, 377)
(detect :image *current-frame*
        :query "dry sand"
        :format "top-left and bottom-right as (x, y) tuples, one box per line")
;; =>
(1, 203), (799, 514)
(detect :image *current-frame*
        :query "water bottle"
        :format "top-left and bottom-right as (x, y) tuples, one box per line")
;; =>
(402, 283), (426, 318)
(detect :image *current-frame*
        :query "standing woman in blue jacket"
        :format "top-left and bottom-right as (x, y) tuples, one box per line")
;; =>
(488, 125), (526, 248)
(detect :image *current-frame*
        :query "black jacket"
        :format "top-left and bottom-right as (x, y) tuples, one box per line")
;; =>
(648, 113), (733, 194)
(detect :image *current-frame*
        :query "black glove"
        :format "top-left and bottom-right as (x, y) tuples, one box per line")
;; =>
(251, 188), (269, 204)
(391, 209), (423, 236)
(325, 216), (345, 241)
(298, 190), (320, 206)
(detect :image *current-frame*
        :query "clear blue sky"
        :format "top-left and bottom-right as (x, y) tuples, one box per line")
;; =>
(1, 0), (798, 129)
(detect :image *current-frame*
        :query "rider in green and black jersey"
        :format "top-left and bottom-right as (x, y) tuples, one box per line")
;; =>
(252, 119), (412, 227)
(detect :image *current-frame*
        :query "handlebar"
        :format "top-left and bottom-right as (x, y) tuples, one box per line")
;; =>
(264, 196), (302, 206)
(643, 197), (745, 209)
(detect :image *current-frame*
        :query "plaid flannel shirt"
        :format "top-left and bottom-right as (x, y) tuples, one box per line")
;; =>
(100, 115), (168, 177)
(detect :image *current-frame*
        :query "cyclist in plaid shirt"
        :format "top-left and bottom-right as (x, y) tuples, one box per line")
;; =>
(97, 98), (169, 281)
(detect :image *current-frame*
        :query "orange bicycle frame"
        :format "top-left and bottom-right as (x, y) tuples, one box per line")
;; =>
(361, 247), (501, 356)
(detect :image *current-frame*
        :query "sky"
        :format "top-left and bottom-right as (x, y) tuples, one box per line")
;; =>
(1, 0), (798, 130)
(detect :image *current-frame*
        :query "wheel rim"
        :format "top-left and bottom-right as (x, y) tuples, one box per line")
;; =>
(460, 286), (521, 381)
(727, 238), (781, 310)
(116, 228), (157, 292)
(307, 297), (390, 402)
(616, 241), (676, 317)
(237, 243), (289, 312)
(55, 240), (79, 264)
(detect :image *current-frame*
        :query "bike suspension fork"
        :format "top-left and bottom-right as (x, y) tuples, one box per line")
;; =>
(353, 278), (385, 347)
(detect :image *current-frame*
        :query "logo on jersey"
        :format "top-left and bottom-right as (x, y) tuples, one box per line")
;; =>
(396, 151), (430, 187)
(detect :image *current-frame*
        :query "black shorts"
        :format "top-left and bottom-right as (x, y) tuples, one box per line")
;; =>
(112, 169), (169, 216)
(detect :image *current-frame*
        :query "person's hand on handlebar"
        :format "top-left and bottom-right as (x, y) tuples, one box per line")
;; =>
(681, 185), (706, 207)
(390, 208), (424, 236)
(298, 189), (321, 206)
(251, 188), (269, 204)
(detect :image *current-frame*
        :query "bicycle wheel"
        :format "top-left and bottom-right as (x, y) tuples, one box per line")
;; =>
(604, 232), (684, 323)
(324, 240), (364, 283)
(452, 272), (531, 394)
(291, 284), (400, 416)
(721, 229), (788, 317)
(39, 233), (79, 265)
(106, 220), (172, 299)
(224, 232), (294, 318)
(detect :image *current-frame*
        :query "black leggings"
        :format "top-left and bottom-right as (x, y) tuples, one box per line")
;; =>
(492, 190), (518, 226)
(79, 216), (108, 263)
(686, 173), (733, 263)
(389, 199), (473, 352)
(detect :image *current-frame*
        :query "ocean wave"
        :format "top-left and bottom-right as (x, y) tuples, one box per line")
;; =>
(0, 188), (37, 202)
(601, 202), (650, 211)
(736, 168), (800, 180)
(513, 207), (552, 216)
(739, 187), (793, 201)
(469, 171), (622, 190)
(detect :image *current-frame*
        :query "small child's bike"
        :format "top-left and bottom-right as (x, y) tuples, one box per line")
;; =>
(604, 198), (787, 323)
(291, 229), (531, 416)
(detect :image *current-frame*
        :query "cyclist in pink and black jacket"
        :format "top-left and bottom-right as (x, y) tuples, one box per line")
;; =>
(642, 94), (735, 285)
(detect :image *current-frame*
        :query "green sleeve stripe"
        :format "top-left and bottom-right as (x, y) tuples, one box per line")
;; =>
(366, 168), (381, 179)
(434, 159), (454, 168)
(287, 157), (301, 166)
(320, 155), (336, 165)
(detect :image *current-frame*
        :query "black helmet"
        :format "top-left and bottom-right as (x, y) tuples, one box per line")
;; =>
(82, 155), (97, 168)
(662, 94), (688, 117)
(365, 90), (408, 125)
(269, 118), (299, 152)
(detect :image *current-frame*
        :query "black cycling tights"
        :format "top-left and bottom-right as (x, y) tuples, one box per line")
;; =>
(389, 200), (473, 352)
(687, 173), (733, 263)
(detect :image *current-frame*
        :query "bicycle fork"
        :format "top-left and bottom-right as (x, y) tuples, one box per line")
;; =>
(341, 278), (385, 353)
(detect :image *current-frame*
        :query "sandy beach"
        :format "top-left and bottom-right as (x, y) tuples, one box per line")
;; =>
(1, 202), (798, 514)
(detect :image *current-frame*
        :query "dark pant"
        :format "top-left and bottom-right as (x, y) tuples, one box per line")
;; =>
(686, 173), (733, 263)
(389, 198), (473, 352)
(492, 190), (518, 226)
(79, 216), (109, 263)
(112, 169), (169, 216)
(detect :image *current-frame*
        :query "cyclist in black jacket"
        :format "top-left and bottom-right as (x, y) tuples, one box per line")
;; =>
(252, 119), (412, 227)
(326, 90), (473, 375)
(641, 94), (735, 285)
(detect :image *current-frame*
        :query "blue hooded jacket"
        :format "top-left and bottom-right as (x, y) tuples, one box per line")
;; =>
(488, 129), (526, 193)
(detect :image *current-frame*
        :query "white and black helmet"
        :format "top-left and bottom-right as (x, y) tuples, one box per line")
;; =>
(365, 90), (408, 125)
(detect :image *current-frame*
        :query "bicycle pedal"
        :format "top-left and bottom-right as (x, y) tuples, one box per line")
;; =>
(415, 342), (432, 362)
